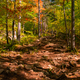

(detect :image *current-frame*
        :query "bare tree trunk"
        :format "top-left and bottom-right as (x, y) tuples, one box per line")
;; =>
(17, 16), (21, 42)
(43, 18), (47, 34)
(14, 28), (17, 39)
(41, 19), (43, 34)
(12, 0), (16, 41)
(63, 1), (69, 47)
(71, 0), (75, 50)
(12, 20), (14, 40)
(68, 29), (71, 46)
(17, 0), (21, 42)
(38, 0), (41, 38)
(6, 0), (9, 44)
(33, 23), (35, 34)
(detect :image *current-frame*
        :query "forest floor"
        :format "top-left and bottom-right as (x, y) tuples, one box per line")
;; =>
(0, 36), (80, 80)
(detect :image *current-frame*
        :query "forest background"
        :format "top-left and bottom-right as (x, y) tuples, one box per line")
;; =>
(0, 0), (80, 52)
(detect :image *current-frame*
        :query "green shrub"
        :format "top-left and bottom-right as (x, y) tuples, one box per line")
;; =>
(20, 32), (37, 45)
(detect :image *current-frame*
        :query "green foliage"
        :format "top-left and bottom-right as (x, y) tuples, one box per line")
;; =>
(71, 48), (78, 54)
(20, 31), (37, 45)
(67, 46), (78, 54)
(24, 21), (34, 32)
(5, 40), (19, 51)
(47, 11), (56, 22)
(0, 39), (7, 53)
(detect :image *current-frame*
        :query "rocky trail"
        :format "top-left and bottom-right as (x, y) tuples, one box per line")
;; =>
(0, 36), (80, 80)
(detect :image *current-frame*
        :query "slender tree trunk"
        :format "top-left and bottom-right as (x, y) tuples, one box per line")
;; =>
(12, 20), (14, 40)
(12, 0), (16, 41)
(38, 0), (41, 38)
(68, 29), (71, 46)
(6, 0), (9, 44)
(71, 0), (75, 50)
(63, 1), (69, 47)
(41, 19), (43, 34)
(14, 28), (17, 39)
(17, 16), (21, 42)
(33, 23), (35, 34)
(17, 0), (21, 42)
(42, 18), (44, 34)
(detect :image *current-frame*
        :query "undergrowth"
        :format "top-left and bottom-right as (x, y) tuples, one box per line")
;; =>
(0, 33), (37, 52)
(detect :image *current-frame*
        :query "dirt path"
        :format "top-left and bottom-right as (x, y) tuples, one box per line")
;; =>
(0, 36), (80, 80)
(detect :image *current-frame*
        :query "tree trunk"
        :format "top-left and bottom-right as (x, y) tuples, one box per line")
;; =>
(41, 19), (43, 34)
(33, 23), (35, 34)
(12, 20), (14, 40)
(14, 29), (17, 39)
(68, 29), (71, 46)
(12, 0), (16, 41)
(17, 0), (21, 42)
(17, 16), (21, 42)
(38, 0), (41, 38)
(71, 0), (75, 50)
(63, 1), (69, 47)
(6, 0), (9, 44)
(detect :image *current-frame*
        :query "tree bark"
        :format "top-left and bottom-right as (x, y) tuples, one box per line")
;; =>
(33, 23), (35, 34)
(71, 0), (75, 50)
(17, 16), (21, 42)
(12, 0), (16, 41)
(41, 19), (43, 34)
(63, 1), (69, 47)
(38, 0), (41, 38)
(17, 0), (21, 42)
(6, 0), (9, 44)
(12, 20), (14, 40)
